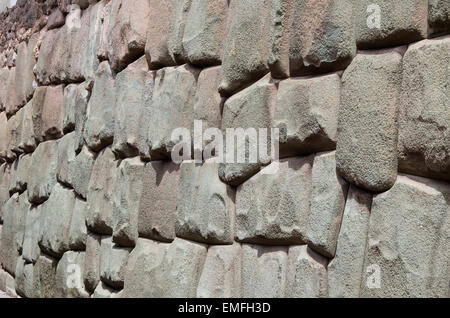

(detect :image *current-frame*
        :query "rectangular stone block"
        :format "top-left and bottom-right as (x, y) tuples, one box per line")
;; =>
(241, 244), (287, 298)
(0, 112), (14, 162)
(40, 85), (64, 141)
(36, 254), (58, 298)
(55, 251), (89, 298)
(0, 163), (10, 221)
(22, 205), (42, 264)
(67, 146), (95, 199)
(176, 158), (235, 244)
(68, 198), (88, 251)
(0, 67), (10, 112)
(236, 157), (313, 245)
(112, 157), (144, 247)
(83, 232), (101, 293)
(274, 74), (340, 158)
(138, 161), (179, 242)
(100, 237), (131, 289)
(398, 38), (450, 181)
(56, 132), (77, 186)
(9, 154), (31, 195)
(336, 51), (403, 192)
(306, 151), (349, 258)
(7, 106), (24, 155)
(167, 0), (192, 64)
(18, 100), (37, 153)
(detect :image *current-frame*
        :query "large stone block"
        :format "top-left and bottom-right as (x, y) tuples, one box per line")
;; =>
(106, 0), (151, 72)
(86, 147), (116, 235)
(398, 38), (450, 181)
(99, 237), (131, 289)
(328, 185), (372, 298)
(148, 65), (199, 160)
(182, 0), (229, 66)
(15, 259), (40, 298)
(9, 154), (31, 195)
(289, 0), (356, 76)
(0, 163), (10, 221)
(36, 254), (58, 298)
(336, 51), (403, 192)
(122, 238), (207, 298)
(176, 158), (235, 244)
(241, 244), (287, 298)
(197, 243), (242, 298)
(138, 161), (179, 242)
(274, 74), (340, 158)
(356, 0), (428, 49)
(4, 67), (16, 117)
(0, 112), (14, 162)
(361, 175), (450, 298)
(286, 245), (328, 298)
(429, 0), (450, 36)
(7, 106), (24, 155)
(67, 146), (95, 199)
(306, 152), (349, 258)
(56, 132), (77, 186)
(39, 183), (75, 257)
(18, 100), (36, 153)
(0, 269), (17, 297)
(113, 56), (154, 159)
(22, 204), (42, 264)
(28, 140), (59, 204)
(219, 75), (277, 186)
(68, 198), (88, 251)
(112, 157), (144, 247)
(83, 61), (116, 152)
(236, 157), (313, 245)
(219, 0), (272, 96)
(40, 85), (65, 141)
(166, 0), (192, 64)
(0, 67), (10, 112)
(83, 232), (101, 293)
(55, 251), (90, 298)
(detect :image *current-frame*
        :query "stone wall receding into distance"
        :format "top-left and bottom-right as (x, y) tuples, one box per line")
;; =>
(0, 0), (449, 298)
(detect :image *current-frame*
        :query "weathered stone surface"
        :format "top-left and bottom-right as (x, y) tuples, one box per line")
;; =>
(219, 75), (277, 186)
(22, 204), (42, 264)
(40, 85), (64, 141)
(398, 38), (450, 181)
(429, 0), (450, 36)
(9, 154), (31, 195)
(219, 0), (272, 96)
(0, 163), (10, 219)
(176, 159), (234, 244)
(0, 112), (14, 162)
(92, 281), (120, 298)
(86, 147), (116, 235)
(47, 9), (65, 30)
(236, 157), (313, 245)
(55, 251), (90, 298)
(274, 74), (340, 158)
(106, 0), (151, 72)
(361, 175), (450, 298)
(68, 146), (95, 199)
(289, 0), (356, 76)
(18, 100), (36, 153)
(68, 198), (88, 251)
(197, 243), (241, 298)
(145, 0), (176, 69)
(7, 106), (23, 154)
(148, 65), (199, 160)
(242, 244), (287, 298)
(112, 157), (144, 247)
(100, 237), (130, 289)
(113, 56), (154, 159)
(83, 232), (101, 293)
(4, 67), (16, 117)
(306, 152), (349, 258)
(56, 132), (77, 186)
(30, 86), (46, 145)
(83, 61), (116, 152)
(39, 183), (75, 257)
(336, 51), (402, 192)
(138, 161), (179, 242)
(0, 269), (17, 297)
(36, 254), (58, 298)
(182, 0), (228, 66)
(286, 245), (328, 298)
(63, 82), (90, 152)
(122, 238), (207, 298)
(0, 67), (10, 112)
(167, 0), (192, 64)
(328, 185), (372, 298)
(356, 0), (428, 49)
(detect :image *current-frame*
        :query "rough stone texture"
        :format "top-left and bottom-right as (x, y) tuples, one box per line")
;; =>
(18, 100), (36, 153)
(356, 0), (428, 49)
(112, 56), (154, 159)
(236, 157), (312, 245)
(67, 146), (95, 199)
(328, 185), (372, 298)
(55, 251), (89, 298)
(22, 204), (42, 264)
(182, 0), (228, 67)
(219, 0), (272, 97)
(166, 0), (192, 64)
(361, 175), (450, 298)
(86, 147), (116, 235)
(197, 243), (242, 298)
(39, 183), (75, 258)
(40, 85), (64, 141)
(398, 38), (450, 181)
(219, 75), (277, 186)
(112, 157), (144, 247)
(68, 198), (88, 251)
(429, 0), (450, 36)
(122, 238), (207, 298)
(148, 65), (199, 160)
(286, 245), (328, 298)
(83, 61), (116, 152)
(176, 158), (235, 244)
(336, 51), (403, 192)
(0, 112), (13, 162)
(56, 132), (77, 186)
(7, 105), (23, 154)
(306, 152), (349, 258)
(106, 0), (151, 72)
(138, 161), (179, 242)
(13, 35), (37, 112)
(92, 281), (120, 298)
(83, 232), (101, 293)
(241, 244), (287, 298)
(100, 237), (130, 289)
(36, 254), (58, 298)
(274, 74), (340, 158)
(9, 153), (31, 195)
(0, 68), (10, 112)
(0, 163), (10, 220)
(289, 0), (356, 76)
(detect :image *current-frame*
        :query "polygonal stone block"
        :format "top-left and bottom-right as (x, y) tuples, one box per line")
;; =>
(100, 237), (131, 289)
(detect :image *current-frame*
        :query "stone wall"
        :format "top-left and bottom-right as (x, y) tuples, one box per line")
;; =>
(0, 0), (449, 298)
